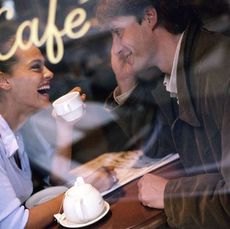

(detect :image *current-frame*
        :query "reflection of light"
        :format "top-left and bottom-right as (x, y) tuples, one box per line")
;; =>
(78, 0), (89, 4)
(2, 0), (16, 19)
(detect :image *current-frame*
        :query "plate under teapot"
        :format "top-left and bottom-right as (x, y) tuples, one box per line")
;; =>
(54, 201), (110, 228)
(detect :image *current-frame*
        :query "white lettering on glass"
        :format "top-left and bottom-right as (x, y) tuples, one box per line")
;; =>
(0, 0), (91, 64)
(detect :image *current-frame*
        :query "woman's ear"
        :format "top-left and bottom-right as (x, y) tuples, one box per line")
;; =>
(0, 72), (11, 90)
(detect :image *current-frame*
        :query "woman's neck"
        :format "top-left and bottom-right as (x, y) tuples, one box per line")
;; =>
(0, 102), (30, 132)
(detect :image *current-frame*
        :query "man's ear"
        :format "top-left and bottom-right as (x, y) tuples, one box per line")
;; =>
(0, 72), (11, 90)
(144, 7), (158, 30)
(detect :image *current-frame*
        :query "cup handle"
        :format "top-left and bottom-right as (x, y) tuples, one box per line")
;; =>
(64, 103), (71, 113)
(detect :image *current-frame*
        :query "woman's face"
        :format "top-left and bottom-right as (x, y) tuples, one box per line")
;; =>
(6, 45), (53, 114)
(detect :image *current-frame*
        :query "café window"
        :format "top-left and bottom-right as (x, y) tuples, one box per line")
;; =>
(0, 0), (230, 228)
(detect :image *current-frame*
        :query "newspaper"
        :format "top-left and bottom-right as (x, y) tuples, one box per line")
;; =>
(70, 151), (179, 196)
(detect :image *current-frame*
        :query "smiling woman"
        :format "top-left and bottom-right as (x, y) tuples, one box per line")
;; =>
(0, 22), (66, 229)
(0, 22), (72, 229)
(0, 21), (116, 229)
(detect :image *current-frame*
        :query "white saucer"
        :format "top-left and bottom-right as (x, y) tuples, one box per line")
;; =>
(25, 186), (68, 209)
(54, 201), (110, 228)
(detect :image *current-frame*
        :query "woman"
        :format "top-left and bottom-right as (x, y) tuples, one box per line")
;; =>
(0, 26), (115, 228)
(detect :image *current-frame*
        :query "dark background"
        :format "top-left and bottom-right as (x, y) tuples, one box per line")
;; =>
(1, 0), (229, 103)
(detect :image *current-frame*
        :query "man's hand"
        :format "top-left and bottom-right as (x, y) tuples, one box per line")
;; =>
(137, 174), (168, 209)
(111, 49), (136, 94)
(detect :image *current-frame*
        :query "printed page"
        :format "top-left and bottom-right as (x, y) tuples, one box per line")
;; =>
(69, 151), (179, 196)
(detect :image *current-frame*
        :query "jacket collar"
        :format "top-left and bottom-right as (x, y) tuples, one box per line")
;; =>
(176, 23), (202, 127)
(150, 77), (175, 126)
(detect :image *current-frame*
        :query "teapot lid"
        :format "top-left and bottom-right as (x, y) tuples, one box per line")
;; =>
(74, 176), (85, 186)
(66, 177), (93, 197)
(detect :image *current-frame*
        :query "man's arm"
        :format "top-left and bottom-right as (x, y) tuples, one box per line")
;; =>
(138, 83), (230, 228)
(106, 49), (175, 157)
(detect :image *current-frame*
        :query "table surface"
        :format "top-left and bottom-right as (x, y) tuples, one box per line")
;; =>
(52, 159), (184, 229)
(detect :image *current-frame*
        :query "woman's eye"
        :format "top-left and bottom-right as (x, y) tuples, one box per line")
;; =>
(31, 64), (43, 72)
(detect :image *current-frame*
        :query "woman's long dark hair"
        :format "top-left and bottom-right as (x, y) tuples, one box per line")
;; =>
(0, 22), (18, 74)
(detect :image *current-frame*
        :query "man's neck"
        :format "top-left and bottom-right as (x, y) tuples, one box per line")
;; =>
(154, 28), (182, 75)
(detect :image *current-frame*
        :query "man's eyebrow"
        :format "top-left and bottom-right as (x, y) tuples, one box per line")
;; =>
(110, 28), (120, 33)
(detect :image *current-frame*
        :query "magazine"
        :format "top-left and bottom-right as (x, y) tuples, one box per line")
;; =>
(69, 151), (179, 196)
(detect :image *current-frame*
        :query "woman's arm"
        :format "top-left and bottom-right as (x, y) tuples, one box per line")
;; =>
(26, 193), (64, 228)
(50, 87), (86, 185)
(50, 119), (74, 184)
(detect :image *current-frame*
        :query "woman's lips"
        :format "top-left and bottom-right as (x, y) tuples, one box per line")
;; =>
(37, 85), (50, 95)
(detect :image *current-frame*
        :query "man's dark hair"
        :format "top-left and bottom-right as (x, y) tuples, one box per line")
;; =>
(96, 0), (201, 34)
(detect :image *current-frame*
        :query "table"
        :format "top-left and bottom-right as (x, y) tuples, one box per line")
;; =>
(52, 159), (184, 229)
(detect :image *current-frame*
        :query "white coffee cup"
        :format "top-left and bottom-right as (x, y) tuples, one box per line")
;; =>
(63, 177), (105, 223)
(52, 92), (84, 122)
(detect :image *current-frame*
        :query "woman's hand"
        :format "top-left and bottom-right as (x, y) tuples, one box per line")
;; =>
(52, 87), (86, 125)
(85, 166), (118, 193)
(69, 86), (86, 101)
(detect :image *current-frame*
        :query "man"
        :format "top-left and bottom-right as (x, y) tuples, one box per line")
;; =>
(102, 5), (177, 159)
(96, 0), (230, 228)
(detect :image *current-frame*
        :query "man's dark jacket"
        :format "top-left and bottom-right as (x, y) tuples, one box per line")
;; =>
(105, 75), (176, 158)
(164, 23), (230, 228)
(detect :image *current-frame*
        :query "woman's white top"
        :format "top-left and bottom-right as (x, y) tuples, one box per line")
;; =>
(0, 115), (33, 229)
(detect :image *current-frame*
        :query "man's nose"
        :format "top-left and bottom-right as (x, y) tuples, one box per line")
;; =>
(112, 37), (123, 56)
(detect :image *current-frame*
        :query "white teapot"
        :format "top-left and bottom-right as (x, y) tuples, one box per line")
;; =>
(63, 177), (105, 223)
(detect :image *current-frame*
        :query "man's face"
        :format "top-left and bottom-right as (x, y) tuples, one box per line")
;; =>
(110, 16), (155, 75)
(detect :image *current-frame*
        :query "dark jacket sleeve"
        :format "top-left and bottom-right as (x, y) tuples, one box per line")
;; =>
(164, 173), (230, 228)
(105, 80), (175, 158)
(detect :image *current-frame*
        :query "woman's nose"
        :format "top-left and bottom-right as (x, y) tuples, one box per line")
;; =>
(44, 67), (54, 79)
